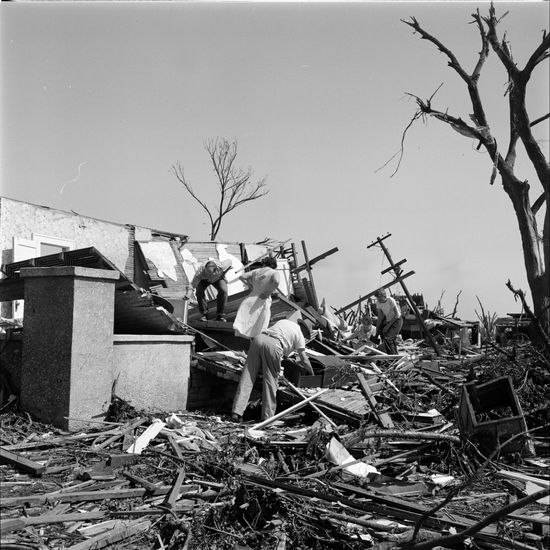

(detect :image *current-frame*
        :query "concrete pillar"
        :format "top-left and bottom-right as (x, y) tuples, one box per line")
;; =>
(20, 266), (119, 431)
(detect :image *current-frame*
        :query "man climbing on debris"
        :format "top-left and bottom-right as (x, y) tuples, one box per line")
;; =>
(231, 318), (314, 422)
(373, 289), (403, 355)
(192, 259), (233, 321)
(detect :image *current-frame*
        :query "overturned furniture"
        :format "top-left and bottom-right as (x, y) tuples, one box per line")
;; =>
(458, 376), (535, 456)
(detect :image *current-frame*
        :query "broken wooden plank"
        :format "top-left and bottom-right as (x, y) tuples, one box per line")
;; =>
(272, 293), (318, 324)
(93, 417), (147, 451)
(0, 488), (148, 508)
(0, 447), (46, 476)
(1, 512), (106, 534)
(162, 468), (186, 509)
(122, 472), (161, 493)
(168, 433), (185, 461)
(107, 453), (140, 468)
(356, 373), (394, 428)
(248, 388), (329, 433)
(67, 519), (152, 550)
(496, 469), (549, 488)
(125, 419), (166, 454)
(280, 376), (337, 428)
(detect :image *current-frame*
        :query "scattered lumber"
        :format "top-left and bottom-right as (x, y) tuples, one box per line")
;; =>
(0, 447), (46, 476)
(356, 372), (394, 428)
(0, 330), (547, 550)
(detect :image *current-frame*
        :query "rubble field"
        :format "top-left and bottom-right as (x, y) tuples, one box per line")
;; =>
(1, 336), (549, 550)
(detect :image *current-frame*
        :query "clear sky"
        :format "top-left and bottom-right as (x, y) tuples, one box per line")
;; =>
(1, 1), (548, 321)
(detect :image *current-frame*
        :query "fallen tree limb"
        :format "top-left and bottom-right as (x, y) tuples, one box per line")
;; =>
(341, 428), (460, 448)
(404, 487), (550, 550)
(320, 510), (410, 533)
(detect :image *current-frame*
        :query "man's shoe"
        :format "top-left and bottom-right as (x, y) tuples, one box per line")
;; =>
(216, 316), (227, 322)
(200, 315), (208, 322)
(231, 413), (242, 422)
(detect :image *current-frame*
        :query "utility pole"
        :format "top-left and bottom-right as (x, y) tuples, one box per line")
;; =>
(368, 234), (441, 356)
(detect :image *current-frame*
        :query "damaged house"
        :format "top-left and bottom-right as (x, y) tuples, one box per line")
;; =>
(0, 196), (325, 427)
(1, 197), (548, 550)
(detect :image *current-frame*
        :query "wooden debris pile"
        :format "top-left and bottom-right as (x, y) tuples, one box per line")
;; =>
(1, 337), (549, 550)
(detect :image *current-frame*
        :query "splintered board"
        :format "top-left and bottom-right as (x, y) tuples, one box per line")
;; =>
(280, 388), (370, 424)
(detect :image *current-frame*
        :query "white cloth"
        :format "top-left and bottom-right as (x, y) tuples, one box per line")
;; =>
(233, 267), (280, 339)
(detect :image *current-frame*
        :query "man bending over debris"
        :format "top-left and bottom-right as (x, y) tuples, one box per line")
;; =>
(231, 319), (314, 421)
(192, 259), (232, 321)
(374, 289), (403, 355)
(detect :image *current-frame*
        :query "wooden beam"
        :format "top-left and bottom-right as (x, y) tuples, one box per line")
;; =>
(356, 373), (394, 428)
(381, 258), (406, 275)
(248, 388), (330, 432)
(301, 241), (319, 309)
(274, 293), (318, 324)
(0, 447), (46, 476)
(367, 233), (391, 249)
(67, 519), (152, 550)
(0, 488), (148, 508)
(335, 271), (415, 314)
(0, 512), (106, 534)
(291, 246), (339, 274)
(280, 376), (337, 428)
(163, 467), (186, 509)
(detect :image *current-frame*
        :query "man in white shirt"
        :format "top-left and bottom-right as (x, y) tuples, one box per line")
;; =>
(231, 318), (314, 421)
(374, 289), (403, 355)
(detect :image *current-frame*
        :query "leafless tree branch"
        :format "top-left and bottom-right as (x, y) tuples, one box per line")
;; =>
(173, 138), (269, 240)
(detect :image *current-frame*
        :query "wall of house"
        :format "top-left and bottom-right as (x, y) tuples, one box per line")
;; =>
(0, 197), (134, 276)
(113, 334), (194, 412)
(187, 366), (239, 412)
(0, 197), (137, 317)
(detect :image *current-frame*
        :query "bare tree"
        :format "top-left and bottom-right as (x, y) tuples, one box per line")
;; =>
(392, 5), (549, 340)
(172, 138), (269, 240)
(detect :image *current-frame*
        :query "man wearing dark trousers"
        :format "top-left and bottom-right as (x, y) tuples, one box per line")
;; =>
(192, 259), (232, 321)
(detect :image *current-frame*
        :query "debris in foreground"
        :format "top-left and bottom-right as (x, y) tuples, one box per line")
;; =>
(1, 340), (549, 550)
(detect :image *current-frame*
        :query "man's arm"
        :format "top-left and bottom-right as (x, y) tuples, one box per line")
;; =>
(239, 272), (253, 288)
(296, 349), (314, 375)
(375, 313), (385, 336)
(191, 265), (205, 288)
(385, 299), (400, 324)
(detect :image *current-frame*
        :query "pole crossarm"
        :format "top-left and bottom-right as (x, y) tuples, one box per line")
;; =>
(381, 258), (406, 275)
(367, 233), (391, 249)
